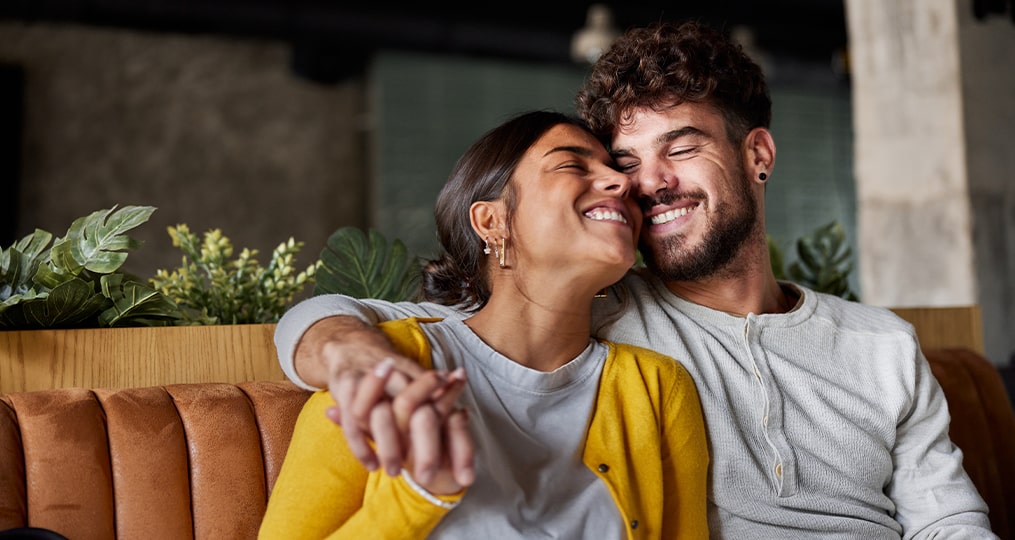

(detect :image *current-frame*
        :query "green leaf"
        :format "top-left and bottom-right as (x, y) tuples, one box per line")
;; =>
(314, 227), (421, 302)
(0, 278), (109, 328)
(776, 220), (858, 301)
(99, 274), (183, 327)
(1, 229), (55, 301)
(50, 205), (155, 275)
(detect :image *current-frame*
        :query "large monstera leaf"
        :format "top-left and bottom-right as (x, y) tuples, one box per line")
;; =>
(314, 227), (421, 302)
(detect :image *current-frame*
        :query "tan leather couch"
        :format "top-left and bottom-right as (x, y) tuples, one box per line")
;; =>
(0, 381), (311, 539)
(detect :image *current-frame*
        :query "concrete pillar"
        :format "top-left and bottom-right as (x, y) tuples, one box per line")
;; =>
(846, 0), (1015, 366)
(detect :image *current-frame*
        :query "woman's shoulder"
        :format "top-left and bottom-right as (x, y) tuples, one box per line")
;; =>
(602, 340), (694, 383)
(376, 317), (446, 369)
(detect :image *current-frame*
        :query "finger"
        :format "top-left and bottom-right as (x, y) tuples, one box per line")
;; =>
(391, 371), (452, 432)
(430, 368), (467, 418)
(444, 408), (475, 487)
(370, 403), (403, 477)
(331, 369), (363, 426)
(328, 369), (381, 470)
(332, 374), (378, 470)
(349, 357), (396, 424)
(406, 404), (444, 485)
(381, 354), (430, 383)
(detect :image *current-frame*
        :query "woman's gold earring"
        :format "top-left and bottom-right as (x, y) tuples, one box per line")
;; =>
(498, 237), (507, 268)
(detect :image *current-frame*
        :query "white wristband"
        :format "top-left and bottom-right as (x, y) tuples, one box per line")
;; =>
(401, 470), (461, 510)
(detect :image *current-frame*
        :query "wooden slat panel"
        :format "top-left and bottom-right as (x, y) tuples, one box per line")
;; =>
(889, 305), (984, 356)
(0, 324), (283, 393)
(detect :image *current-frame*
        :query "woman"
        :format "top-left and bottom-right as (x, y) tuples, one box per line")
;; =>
(259, 111), (709, 539)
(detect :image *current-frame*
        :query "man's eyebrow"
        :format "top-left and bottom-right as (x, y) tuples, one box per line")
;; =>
(609, 126), (707, 158)
(543, 145), (593, 157)
(656, 126), (706, 146)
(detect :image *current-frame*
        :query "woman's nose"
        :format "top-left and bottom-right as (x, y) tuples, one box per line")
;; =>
(598, 169), (632, 198)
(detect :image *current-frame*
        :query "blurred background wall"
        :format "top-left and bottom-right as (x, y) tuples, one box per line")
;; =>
(0, 0), (1011, 368)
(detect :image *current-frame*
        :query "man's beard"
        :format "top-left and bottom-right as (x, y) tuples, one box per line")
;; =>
(640, 173), (759, 282)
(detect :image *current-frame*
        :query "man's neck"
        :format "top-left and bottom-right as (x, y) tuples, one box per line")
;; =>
(663, 270), (793, 317)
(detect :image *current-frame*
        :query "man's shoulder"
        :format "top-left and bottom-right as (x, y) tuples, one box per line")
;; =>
(804, 286), (916, 335)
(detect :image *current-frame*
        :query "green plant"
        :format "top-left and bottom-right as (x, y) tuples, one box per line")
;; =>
(769, 220), (859, 301)
(0, 205), (183, 328)
(151, 225), (319, 325)
(313, 227), (422, 302)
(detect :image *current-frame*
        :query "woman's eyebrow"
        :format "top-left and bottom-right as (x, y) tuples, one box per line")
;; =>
(543, 145), (594, 157)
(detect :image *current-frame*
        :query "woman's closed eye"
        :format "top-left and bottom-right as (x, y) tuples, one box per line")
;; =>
(555, 160), (590, 173)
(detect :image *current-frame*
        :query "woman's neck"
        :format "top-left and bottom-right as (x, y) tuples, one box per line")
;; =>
(464, 285), (596, 373)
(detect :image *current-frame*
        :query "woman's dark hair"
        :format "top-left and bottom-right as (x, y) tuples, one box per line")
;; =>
(421, 110), (587, 310)
(575, 20), (771, 145)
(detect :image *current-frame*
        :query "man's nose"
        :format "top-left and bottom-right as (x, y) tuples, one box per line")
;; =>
(633, 163), (672, 198)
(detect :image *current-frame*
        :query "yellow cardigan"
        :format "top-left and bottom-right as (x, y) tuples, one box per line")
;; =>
(259, 317), (709, 539)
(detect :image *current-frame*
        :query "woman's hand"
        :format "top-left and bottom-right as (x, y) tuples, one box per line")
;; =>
(327, 357), (475, 492)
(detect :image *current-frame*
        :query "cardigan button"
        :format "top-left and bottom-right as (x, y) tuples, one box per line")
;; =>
(597, 464), (609, 472)
(631, 520), (639, 529)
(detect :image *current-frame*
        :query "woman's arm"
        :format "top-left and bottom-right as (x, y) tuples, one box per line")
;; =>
(259, 391), (466, 539)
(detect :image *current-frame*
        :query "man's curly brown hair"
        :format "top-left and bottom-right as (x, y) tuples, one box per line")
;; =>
(575, 20), (771, 145)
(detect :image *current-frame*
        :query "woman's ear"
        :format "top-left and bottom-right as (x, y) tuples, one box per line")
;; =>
(470, 200), (507, 240)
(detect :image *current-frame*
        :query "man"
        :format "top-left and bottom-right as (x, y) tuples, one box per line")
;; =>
(274, 20), (996, 538)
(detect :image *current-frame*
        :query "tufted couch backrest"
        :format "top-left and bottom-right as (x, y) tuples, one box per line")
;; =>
(0, 381), (310, 540)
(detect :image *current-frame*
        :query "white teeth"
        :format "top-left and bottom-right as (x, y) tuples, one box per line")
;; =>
(650, 205), (695, 225)
(584, 209), (628, 224)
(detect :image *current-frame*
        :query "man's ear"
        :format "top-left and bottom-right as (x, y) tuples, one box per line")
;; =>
(745, 127), (776, 181)
(470, 200), (508, 240)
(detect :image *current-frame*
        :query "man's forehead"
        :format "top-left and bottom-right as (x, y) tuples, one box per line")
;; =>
(611, 105), (720, 150)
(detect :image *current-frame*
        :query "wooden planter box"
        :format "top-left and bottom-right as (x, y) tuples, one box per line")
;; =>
(0, 307), (983, 394)
(0, 324), (284, 393)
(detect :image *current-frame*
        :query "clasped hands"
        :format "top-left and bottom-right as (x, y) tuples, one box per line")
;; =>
(321, 340), (476, 497)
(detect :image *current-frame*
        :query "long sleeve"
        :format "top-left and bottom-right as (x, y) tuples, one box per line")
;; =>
(274, 294), (463, 390)
(258, 391), (462, 539)
(888, 348), (997, 539)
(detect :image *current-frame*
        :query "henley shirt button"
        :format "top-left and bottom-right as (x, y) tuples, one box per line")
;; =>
(775, 463), (783, 477)
(763, 415), (768, 427)
(597, 464), (609, 473)
(630, 520), (639, 529)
